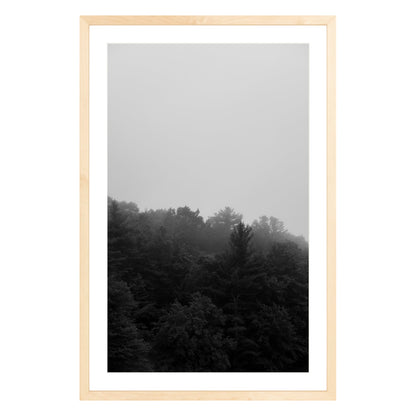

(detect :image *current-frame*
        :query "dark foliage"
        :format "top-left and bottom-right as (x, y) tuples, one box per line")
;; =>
(108, 197), (308, 372)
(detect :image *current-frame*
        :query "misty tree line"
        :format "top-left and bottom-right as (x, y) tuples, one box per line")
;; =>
(108, 197), (308, 372)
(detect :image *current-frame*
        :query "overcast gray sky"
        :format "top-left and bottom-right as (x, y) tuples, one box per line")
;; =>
(108, 44), (308, 238)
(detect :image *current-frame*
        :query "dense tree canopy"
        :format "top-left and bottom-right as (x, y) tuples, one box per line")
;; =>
(108, 197), (308, 372)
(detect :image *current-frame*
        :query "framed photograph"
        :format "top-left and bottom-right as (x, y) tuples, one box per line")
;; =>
(80, 15), (336, 400)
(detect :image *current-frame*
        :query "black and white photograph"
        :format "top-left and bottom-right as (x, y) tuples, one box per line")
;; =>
(107, 44), (310, 372)
(4, 0), (416, 412)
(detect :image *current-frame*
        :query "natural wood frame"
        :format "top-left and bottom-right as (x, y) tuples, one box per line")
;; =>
(80, 15), (336, 401)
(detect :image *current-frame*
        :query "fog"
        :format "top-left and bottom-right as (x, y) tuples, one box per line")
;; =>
(108, 44), (309, 238)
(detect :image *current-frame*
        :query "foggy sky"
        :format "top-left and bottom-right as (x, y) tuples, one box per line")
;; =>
(108, 44), (309, 238)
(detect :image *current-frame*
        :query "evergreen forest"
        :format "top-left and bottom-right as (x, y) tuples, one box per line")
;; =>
(108, 197), (308, 372)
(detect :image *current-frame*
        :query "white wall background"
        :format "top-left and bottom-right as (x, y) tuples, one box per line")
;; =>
(0, 0), (415, 415)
